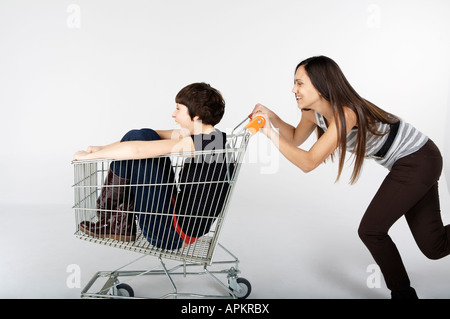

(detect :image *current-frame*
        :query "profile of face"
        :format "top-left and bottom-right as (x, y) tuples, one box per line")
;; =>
(292, 65), (323, 112)
(172, 103), (198, 132)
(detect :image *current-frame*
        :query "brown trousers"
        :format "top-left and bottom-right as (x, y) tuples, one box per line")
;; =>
(358, 139), (450, 291)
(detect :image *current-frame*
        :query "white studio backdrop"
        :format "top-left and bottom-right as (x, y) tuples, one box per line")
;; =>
(0, 0), (450, 299)
(0, 0), (449, 207)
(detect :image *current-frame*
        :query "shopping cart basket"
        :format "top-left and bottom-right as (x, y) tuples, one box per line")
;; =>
(72, 115), (265, 299)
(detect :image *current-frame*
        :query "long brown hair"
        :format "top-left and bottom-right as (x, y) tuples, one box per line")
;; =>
(296, 56), (399, 184)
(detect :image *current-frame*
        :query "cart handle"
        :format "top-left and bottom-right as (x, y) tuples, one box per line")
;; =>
(245, 114), (266, 135)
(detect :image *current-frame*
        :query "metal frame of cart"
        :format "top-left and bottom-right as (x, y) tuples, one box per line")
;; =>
(72, 116), (265, 299)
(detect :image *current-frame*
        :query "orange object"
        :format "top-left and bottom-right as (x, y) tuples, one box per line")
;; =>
(246, 115), (266, 135)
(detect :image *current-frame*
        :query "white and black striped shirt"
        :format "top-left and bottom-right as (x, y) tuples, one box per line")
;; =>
(315, 112), (428, 170)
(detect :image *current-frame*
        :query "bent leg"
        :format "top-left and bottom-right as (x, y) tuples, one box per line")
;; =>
(358, 172), (414, 292)
(112, 128), (183, 250)
(405, 182), (450, 260)
(359, 140), (445, 294)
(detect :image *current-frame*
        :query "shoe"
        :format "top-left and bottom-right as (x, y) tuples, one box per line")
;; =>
(391, 287), (418, 299)
(79, 169), (136, 242)
(79, 209), (136, 242)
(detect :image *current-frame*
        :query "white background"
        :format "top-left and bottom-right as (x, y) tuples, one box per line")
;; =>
(0, 0), (449, 298)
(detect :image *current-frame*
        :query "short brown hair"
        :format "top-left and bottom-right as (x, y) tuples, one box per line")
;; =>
(175, 82), (225, 126)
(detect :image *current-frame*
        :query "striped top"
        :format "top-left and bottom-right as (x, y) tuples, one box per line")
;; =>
(315, 112), (428, 170)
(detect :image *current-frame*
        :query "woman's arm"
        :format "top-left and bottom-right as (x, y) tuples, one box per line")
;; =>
(73, 137), (194, 161)
(264, 107), (357, 173)
(154, 130), (175, 139)
(290, 110), (318, 147)
(155, 129), (187, 140)
(85, 141), (120, 153)
(252, 104), (316, 146)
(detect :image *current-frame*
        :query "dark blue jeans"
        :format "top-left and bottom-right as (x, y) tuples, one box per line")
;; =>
(111, 129), (183, 250)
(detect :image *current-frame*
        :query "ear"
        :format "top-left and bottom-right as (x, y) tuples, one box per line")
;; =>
(193, 115), (201, 121)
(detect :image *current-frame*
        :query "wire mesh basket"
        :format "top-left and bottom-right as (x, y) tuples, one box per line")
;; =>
(72, 116), (265, 299)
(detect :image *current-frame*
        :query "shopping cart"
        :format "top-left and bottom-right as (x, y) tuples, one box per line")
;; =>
(72, 115), (265, 299)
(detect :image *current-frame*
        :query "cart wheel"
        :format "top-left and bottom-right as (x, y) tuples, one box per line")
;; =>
(229, 278), (251, 299)
(116, 283), (134, 297)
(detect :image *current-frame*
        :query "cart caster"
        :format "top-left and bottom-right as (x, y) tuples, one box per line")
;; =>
(115, 283), (134, 297)
(229, 277), (251, 299)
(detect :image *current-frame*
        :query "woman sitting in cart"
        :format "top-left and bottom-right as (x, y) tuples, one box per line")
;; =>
(73, 82), (233, 250)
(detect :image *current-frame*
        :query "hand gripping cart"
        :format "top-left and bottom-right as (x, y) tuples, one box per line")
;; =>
(72, 115), (265, 299)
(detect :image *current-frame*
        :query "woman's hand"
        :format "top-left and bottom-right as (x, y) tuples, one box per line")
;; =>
(73, 145), (103, 161)
(86, 145), (103, 153)
(73, 150), (89, 161)
(251, 103), (273, 119)
(251, 103), (274, 136)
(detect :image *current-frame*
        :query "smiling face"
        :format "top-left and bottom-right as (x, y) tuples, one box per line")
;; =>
(292, 65), (323, 112)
